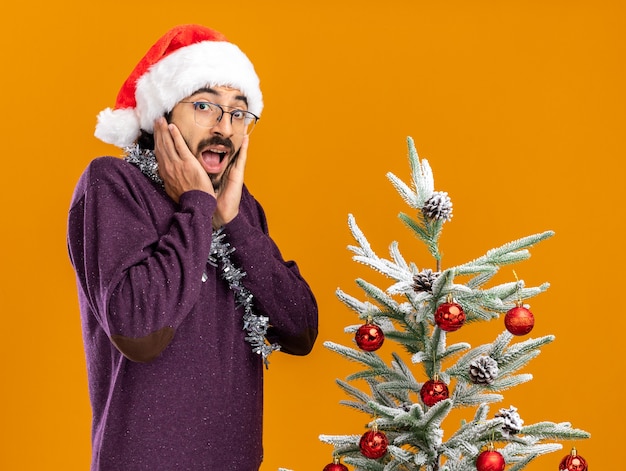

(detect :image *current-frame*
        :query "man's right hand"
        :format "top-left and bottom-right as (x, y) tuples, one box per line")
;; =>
(153, 117), (215, 203)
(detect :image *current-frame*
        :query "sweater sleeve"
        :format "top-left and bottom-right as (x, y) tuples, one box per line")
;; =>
(67, 159), (216, 362)
(222, 196), (318, 356)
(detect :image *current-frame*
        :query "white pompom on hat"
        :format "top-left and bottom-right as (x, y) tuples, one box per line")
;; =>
(95, 24), (263, 148)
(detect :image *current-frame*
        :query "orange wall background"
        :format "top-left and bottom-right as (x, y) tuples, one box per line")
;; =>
(1, 1), (623, 469)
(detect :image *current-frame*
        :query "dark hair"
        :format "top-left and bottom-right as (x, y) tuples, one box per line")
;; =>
(136, 110), (172, 150)
(137, 130), (155, 150)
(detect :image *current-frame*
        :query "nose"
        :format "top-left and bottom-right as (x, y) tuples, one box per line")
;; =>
(212, 112), (234, 137)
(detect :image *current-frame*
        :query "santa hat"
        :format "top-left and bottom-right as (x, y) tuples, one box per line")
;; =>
(95, 24), (263, 148)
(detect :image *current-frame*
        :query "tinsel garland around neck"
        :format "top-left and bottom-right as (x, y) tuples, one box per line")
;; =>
(124, 145), (163, 186)
(124, 145), (280, 368)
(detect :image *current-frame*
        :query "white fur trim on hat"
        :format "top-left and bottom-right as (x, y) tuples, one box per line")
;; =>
(95, 107), (141, 148)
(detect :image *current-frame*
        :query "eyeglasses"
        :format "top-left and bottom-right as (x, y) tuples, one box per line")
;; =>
(179, 101), (259, 135)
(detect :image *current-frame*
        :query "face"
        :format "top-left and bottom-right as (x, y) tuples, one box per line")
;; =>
(168, 86), (248, 192)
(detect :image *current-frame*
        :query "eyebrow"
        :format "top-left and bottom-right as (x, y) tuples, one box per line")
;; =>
(193, 87), (248, 106)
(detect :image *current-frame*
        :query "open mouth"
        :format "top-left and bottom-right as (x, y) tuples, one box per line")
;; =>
(200, 147), (229, 173)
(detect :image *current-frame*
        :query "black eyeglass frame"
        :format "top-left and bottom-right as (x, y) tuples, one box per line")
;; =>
(179, 101), (259, 134)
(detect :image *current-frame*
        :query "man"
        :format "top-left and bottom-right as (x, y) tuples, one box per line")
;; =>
(67, 24), (318, 470)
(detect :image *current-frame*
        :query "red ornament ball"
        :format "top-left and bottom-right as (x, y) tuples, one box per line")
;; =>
(435, 302), (466, 332)
(355, 322), (385, 351)
(420, 378), (449, 406)
(559, 449), (588, 471)
(359, 429), (388, 459)
(504, 306), (535, 336)
(476, 450), (505, 471)
(322, 459), (349, 471)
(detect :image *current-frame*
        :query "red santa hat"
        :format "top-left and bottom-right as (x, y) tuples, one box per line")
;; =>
(95, 24), (263, 148)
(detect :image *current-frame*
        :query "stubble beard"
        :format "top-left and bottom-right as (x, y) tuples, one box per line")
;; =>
(210, 149), (240, 193)
(195, 135), (238, 194)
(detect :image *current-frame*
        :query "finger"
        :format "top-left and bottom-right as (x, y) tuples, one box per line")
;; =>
(167, 123), (196, 161)
(237, 134), (249, 167)
(154, 118), (179, 163)
(230, 134), (249, 182)
(154, 117), (171, 145)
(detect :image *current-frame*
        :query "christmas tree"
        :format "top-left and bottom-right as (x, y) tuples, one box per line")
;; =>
(317, 138), (590, 471)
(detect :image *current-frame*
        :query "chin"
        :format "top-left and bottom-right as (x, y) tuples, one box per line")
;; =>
(209, 174), (223, 193)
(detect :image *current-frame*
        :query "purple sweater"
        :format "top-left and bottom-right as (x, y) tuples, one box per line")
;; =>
(67, 157), (318, 470)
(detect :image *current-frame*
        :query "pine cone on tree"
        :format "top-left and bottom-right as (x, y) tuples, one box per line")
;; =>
(496, 406), (524, 437)
(469, 355), (499, 384)
(421, 191), (453, 221)
(413, 269), (440, 293)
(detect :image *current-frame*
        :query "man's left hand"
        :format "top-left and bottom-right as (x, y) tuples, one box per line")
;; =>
(213, 135), (249, 229)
